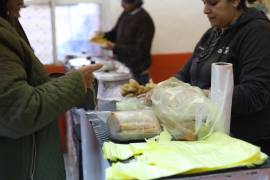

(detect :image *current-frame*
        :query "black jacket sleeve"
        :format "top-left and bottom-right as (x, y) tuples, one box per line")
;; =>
(175, 57), (192, 82)
(232, 21), (270, 114)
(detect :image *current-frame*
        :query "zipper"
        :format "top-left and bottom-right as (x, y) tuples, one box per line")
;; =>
(29, 134), (37, 180)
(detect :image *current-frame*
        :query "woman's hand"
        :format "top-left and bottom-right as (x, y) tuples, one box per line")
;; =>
(105, 41), (116, 50)
(94, 31), (104, 37)
(79, 64), (103, 90)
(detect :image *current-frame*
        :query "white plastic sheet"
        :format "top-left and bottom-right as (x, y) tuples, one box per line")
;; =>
(210, 62), (234, 135)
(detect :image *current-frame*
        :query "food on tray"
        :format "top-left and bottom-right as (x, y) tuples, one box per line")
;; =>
(89, 36), (111, 47)
(121, 79), (156, 97)
(107, 110), (161, 141)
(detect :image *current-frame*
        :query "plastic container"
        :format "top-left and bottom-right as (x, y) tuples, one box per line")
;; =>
(95, 72), (131, 101)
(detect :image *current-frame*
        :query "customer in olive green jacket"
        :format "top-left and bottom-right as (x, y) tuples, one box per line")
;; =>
(0, 0), (102, 180)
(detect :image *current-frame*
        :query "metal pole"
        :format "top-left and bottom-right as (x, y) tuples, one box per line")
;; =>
(50, 0), (58, 64)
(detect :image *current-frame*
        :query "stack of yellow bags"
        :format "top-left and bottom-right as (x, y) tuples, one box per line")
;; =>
(102, 131), (267, 180)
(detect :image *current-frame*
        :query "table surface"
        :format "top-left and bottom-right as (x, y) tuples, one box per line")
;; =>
(73, 107), (270, 180)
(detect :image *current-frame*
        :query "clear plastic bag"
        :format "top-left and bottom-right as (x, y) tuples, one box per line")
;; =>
(116, 97), (150, 111)
(107, 110), (161, 141)
(151, 78), (219, 140)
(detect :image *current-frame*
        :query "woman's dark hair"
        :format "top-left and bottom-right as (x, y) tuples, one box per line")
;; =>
(0, 0), (8, 18)
(135, 0), (143, 7)
(122, 0), (144, 7)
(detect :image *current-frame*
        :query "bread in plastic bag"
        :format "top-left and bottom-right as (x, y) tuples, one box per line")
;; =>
(107, 110), (161, 141)
(151, 77), (218, 141)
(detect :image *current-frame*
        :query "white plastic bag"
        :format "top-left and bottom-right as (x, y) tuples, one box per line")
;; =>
(116, 97), (151, 111)
(211, 63), (234, 135)
(151, 78), (218, 140)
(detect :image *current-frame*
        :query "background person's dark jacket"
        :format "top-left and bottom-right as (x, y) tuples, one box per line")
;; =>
(176, 8), (270, 142)
(104, 8), (155, 75)
(0, 17), (86, 180)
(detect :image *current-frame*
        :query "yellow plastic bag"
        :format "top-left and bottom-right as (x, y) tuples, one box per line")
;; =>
(103, 131), (268, 180)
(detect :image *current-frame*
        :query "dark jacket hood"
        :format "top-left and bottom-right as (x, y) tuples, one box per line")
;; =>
(235, 8), (270, 28)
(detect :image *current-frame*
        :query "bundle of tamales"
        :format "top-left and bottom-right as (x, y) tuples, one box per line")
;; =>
(107, 110), (161, 141)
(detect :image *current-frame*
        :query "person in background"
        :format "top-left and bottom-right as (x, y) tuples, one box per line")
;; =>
(102, 0), (155, 85)
(0, 0), (102, 179)
(175, 0), (270, 154)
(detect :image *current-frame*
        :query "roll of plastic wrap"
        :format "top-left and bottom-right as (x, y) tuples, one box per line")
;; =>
(210, 62), (234, 135)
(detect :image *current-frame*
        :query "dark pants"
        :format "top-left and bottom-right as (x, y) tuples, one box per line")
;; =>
(133, 72), (149, 85)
